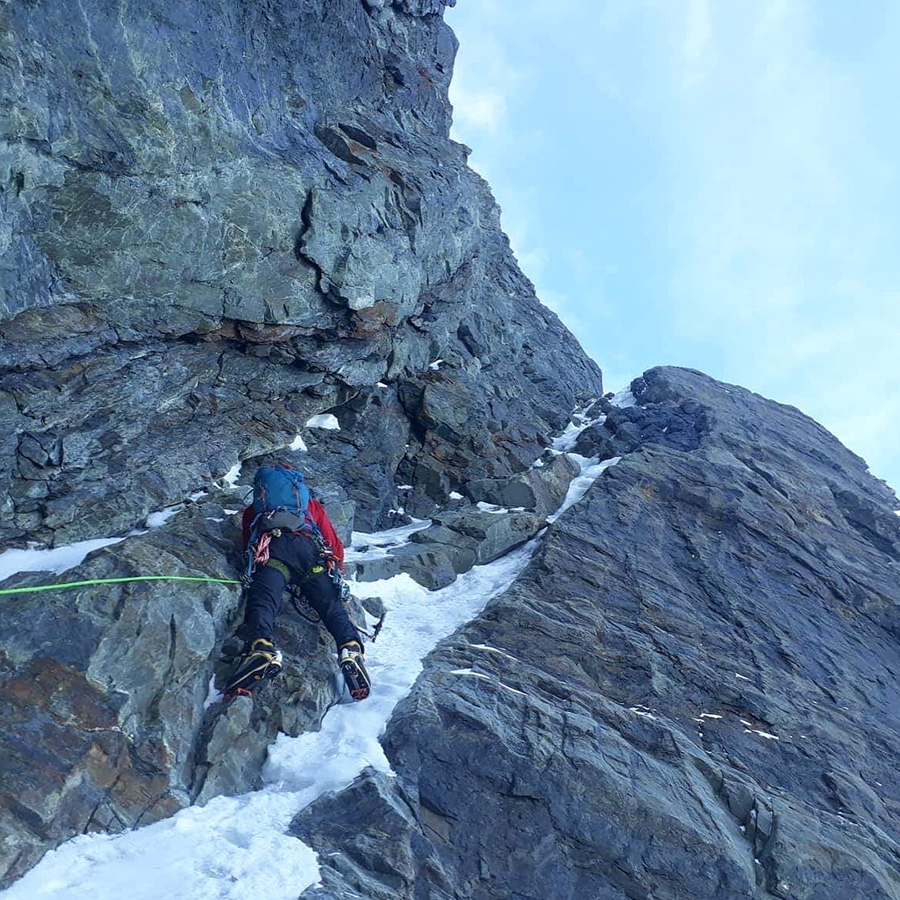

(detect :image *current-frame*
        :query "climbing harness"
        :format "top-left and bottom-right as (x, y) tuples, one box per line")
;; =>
(244, 516), (325, 577)
(244, 523), (384, 641)
(0, 574), (242, 598)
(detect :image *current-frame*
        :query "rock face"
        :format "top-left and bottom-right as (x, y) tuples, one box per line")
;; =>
(0, 0), (602, 549)
(0, 492), (346, 879)
(292, 367), (900, 900)
(0, 0), (603, 885)
(3, 0), (900, 896)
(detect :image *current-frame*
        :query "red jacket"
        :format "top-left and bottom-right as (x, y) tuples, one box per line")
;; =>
(242, 498), (345, 568)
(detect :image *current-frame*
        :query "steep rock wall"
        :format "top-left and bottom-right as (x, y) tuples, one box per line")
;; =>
(0, 0), (604, 883)
(0, 0), (602, 547)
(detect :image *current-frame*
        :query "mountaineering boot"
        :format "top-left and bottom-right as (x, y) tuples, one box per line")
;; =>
(339, 641), (371, 701)
(224, 638), (283, 699)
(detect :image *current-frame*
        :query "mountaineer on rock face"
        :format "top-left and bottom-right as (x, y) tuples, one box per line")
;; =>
(224, 464), (371, 702)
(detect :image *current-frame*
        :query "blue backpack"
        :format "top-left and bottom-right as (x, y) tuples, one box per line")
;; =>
(245, 466), (319, 577)
(251, 465), (312, 531)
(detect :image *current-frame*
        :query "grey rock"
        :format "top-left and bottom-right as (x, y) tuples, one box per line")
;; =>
(574, 394), (709, 460)
(300, 183), (425, 314)
(294, 367), (900, 900)
(356, 507), (546, 586)
(291, 770), (424, 900)
(353, 542), (457, 590)
(193, 697), (268, 804)
(351, 504), (546, 590)
(466, 452), (581, 517)
(355, 592), (386, 622)
(407, 523), (480, 573)
(350, 553), (404, 584)
(428, 508), (545, 564)
(287, 387), (412, 533)
(466, 476), (537, 510)
(0, 0), (602, 549)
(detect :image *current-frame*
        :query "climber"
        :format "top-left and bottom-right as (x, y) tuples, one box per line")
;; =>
(224, 464), (370, 702)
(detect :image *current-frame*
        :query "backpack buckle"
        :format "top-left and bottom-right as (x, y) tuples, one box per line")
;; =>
(260, 511), (305, 532)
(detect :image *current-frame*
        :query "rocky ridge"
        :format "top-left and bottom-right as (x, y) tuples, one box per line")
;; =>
(292, 367), (900, 900)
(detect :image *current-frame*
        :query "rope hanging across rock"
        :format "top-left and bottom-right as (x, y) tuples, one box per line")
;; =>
(0, 575), (243, 597)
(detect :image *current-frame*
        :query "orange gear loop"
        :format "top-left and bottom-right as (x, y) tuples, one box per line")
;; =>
(252, 531), (273, 568)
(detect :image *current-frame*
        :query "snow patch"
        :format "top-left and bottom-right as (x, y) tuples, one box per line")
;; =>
(221, 463), (243, 489)
(145, 507), (182, 529)
(552, 418), (601, 452)
(611, 386), (637, 408)
(745, 729), (780, 741)
(305, 414), (340, 431)
(203, 677), (222, 711)
(0, 537), (128, 584)
(546, 456), (621, 523)
(468, 643), (518, 661)
(290, 434), (308, 451)
(496, 681), (527, 697)
(450, 668), (489, 679)
(346, 520), (432, 562)
(476, 501), (509, 514)
(450, 668), (527, 698)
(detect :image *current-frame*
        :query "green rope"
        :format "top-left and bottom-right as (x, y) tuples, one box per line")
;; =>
(0, 575), (242, 597)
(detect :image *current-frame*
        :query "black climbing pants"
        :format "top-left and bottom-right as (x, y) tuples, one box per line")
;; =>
(243, 532), (359, 649)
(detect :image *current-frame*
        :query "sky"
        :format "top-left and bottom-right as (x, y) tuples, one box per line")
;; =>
(445, 0), (900, 496)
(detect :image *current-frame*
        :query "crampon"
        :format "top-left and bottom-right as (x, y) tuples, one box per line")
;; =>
(339, 643), (371, 701)
(223, 638), (283, 700)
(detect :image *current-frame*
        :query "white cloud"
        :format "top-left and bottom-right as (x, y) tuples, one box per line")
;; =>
(447, 22), (520, 144)
(682, 0), (712, 84)
(450, 82), (508, 135)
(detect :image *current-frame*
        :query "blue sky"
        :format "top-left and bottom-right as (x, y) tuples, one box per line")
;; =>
(445, 0), (899, 496)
